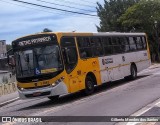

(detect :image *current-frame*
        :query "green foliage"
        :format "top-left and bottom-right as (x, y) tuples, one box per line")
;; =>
(119, 0), (160, 33)
(96, 0), (140, 32)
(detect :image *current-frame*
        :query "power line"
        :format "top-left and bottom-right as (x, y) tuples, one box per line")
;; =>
(36, 0), (96, 12)
(0, 0), (98, 19)
(9, 0), (97, 16)
(0, 0), (62, 15)
(0, 0), (98, 18)
(53, 0), (96, 8)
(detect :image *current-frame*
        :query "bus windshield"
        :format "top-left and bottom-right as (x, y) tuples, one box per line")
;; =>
(15, 45), (63, 78)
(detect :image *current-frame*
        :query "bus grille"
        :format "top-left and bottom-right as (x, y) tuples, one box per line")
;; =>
(25, 85), (50, 90)
(25, 91), (50, 98)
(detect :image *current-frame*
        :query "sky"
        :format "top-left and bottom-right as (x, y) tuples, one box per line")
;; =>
(0, 0), (104, 44)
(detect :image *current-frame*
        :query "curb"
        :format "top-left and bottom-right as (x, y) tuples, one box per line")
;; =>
(149, 64), (160, 69)
(0, 97), (19, 107)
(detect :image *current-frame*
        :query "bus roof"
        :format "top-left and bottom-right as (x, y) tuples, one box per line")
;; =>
(12, 32), (146, 42)
(93, 32), (146, 36)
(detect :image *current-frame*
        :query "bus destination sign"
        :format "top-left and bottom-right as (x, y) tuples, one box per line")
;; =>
(12, 34), (57, 49)
(18, 36), (52, 47)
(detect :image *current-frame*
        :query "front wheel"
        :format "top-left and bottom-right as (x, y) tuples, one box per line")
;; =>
(84, 76), (94, 95)
(48, 95), (59, 101)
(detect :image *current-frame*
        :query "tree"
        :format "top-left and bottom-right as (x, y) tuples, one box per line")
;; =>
(119, 0), (160, 33)
(96, 0), (140, 32)
(119, 0), (160, 61)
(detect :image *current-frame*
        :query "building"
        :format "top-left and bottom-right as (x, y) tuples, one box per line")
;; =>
(0, 40), (7, 58)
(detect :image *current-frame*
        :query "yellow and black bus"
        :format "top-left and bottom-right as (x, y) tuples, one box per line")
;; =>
(8, 32), (151, 100)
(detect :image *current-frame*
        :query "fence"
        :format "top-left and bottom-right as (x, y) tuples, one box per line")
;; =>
(0, 82), (17, 96)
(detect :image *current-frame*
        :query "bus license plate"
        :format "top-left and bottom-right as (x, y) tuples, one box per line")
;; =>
(33, 92), (42, 96)
(42, 81), (49, 85)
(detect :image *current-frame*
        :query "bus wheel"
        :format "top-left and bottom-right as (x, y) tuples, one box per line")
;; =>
(85, 76), (94, 95)
(130, 65), (137, 80)
(48, 95), (59, 101)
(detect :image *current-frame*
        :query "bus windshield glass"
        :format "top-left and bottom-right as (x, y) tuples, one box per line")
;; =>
(15, 45), (63, 78)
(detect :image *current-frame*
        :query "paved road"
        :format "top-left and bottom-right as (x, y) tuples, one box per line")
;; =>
(0, 66), (160, 125)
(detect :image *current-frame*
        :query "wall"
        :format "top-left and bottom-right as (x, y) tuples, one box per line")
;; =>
(0, 40), (7, 58)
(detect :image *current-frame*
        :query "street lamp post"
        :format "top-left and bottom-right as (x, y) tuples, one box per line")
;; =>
(154, 21), (160, 61)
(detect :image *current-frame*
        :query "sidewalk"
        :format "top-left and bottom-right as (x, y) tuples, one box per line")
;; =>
(0, 91), (19, 107)
(149, 63), (160, 69)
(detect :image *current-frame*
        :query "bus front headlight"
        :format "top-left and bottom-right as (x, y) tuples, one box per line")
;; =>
(17, 86), (25, 91)
(51, 76), (65, 87)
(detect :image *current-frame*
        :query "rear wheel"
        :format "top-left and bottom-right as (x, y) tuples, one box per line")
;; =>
(84, 76), (94, 95)
(48, 95), (59, 101)
(130, 65), (137, 80)
(125, 64), (137, 80)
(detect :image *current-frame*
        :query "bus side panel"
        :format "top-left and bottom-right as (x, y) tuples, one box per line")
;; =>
(98, 56), (109, 83)
(135, 50), (151, 72)
(122, 52), (137, 75)
(98, 54), (124, 83)
(98, 50), (151, 83)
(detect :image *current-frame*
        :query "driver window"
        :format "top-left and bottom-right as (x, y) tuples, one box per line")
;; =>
(61, 37), (78, 73)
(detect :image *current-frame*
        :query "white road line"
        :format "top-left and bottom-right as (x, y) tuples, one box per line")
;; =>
(116, 98), (160, 125)
(0, 97), (19, 107)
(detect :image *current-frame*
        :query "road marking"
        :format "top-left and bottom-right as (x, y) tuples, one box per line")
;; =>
(0, 97), (19, 107)
(2, 122), (15, 125)
(117, 98), (160, 125)
(127, 122), (156, 125)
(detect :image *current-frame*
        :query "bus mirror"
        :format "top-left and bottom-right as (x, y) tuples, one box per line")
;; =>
(7, 49), (15, 67)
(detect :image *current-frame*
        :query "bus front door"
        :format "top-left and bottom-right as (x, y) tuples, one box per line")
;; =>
(61, 37), (80, 93)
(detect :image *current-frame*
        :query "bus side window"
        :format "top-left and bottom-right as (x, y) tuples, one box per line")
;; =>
(135, 37), (143, 50)
(112, 37), (122, 54)
(90, 37), (103, 57)
(77, 37), (93, 58)
(102, 37), (113, 55)
(129, 37), (137, 51)
(142, 36), (147, 49)
(120, 37), (130, 52)
(61, 37), (78, 73)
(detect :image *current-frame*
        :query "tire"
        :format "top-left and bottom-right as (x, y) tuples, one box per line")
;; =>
(124, 65), (137, 80)
(48, 95), (59, 101)
(130, 65), (137, 80)
(84, 76), (94, 95)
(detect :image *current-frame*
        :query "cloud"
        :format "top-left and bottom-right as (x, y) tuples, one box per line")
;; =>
(0, 0), (103, 44)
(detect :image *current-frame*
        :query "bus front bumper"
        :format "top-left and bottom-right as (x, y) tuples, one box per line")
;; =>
(18, 81), (68, 99)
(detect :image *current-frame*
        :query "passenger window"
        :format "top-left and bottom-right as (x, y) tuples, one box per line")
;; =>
(61, 37), (78, 73)
(135, 37), (143, 50)
(90, 37), (104, 57)
(77, 37), (90, 47)
(102, 37), (113, 55)
(77, 37), (93, 58)
(129, 37), (137, 51)
(142, 37), (147, 49)
(112, 37), (122, 54)
(120, 37), (130, 52)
